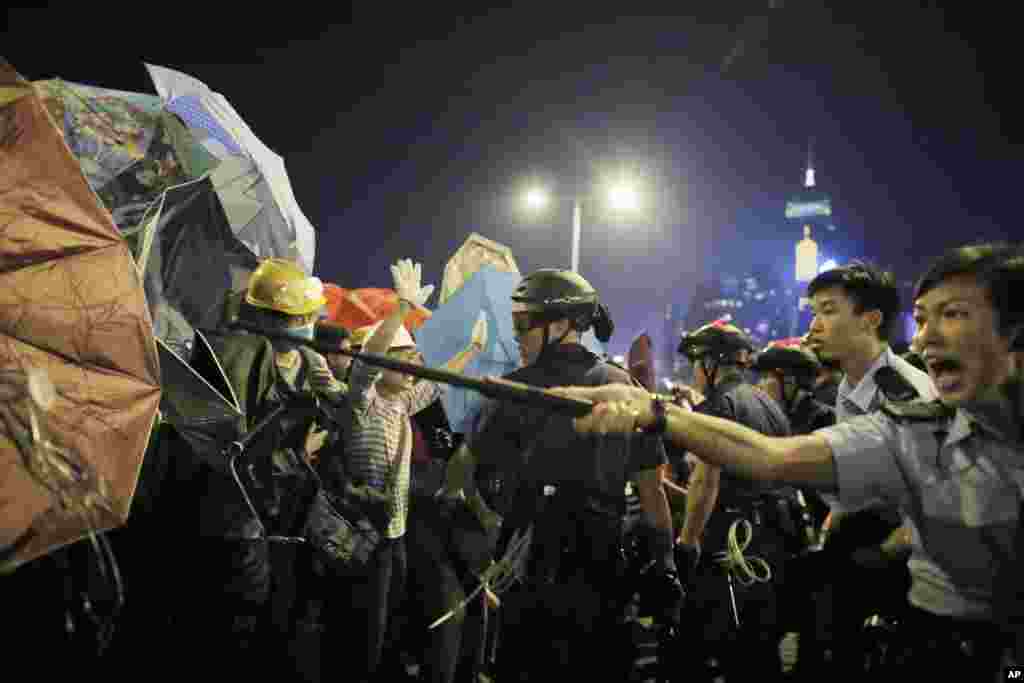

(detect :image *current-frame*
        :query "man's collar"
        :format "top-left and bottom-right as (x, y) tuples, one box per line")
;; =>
(838, 346), (894, 414)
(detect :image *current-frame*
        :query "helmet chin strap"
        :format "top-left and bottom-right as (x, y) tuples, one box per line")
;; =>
(534, 320), (573, 365)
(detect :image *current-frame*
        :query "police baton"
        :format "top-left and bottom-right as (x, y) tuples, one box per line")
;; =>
(229, 321), (595, 417)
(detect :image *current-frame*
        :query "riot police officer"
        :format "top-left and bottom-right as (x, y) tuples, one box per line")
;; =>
(442, 268), (680, 682)
(753, 339), (836, 435)
(671, 320), (793, 682)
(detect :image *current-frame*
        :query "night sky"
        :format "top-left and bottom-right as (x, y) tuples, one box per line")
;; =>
(4, 4), (1020, 357)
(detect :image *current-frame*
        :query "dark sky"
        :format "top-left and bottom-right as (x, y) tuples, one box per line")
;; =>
(4, 3), (1020, 356)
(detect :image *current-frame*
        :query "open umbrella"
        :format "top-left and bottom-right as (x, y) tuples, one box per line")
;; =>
(0, 59), (161, 571)
(144, 63), (316, 275)
(135, 175), (261, 356)
(627, 331), (655, 392)
(324, 285), (431, 334)
(439, 232), (520, 305)
(417, 266), (521, 434)
(34, 77), (216, 236)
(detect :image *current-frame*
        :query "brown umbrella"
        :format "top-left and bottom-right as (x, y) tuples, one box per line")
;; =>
(627, 331), (656, 392)
(0, 59), (161, 572)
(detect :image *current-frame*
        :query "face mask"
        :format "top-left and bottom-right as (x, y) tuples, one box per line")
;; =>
(282, 323), (315, 341)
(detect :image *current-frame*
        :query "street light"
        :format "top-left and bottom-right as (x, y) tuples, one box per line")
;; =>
(524, 187), (549, 211)
(522, 178), (642, 274)
(608, 182), (640, 212)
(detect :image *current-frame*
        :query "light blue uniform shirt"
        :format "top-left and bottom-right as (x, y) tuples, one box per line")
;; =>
(820, 407), (1023, 619)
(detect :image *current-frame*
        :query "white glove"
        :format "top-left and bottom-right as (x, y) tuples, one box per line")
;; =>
(470, 311), (488, 351)
(390, 258), (435, 308)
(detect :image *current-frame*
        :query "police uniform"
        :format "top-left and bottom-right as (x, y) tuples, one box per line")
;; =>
(818, 400), (1020, 678)
(684, 375), (793, 683)
(467, 342), (667, 682)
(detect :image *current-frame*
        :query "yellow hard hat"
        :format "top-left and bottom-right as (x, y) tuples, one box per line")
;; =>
(245, 258), (327, 316)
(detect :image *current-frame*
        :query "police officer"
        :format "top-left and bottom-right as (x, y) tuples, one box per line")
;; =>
(441, 268), (680, 682)
(673, 321), (793, 683)
(555, 242), (1024, 679)
(753, 339), (836, 435)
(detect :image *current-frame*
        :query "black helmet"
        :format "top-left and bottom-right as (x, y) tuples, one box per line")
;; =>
(678, 319), (754, 361)
(753, 339), (822, 388)
(511, 269), (614, 342)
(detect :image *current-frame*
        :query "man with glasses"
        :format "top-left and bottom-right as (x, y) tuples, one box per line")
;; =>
(441, 268), (680, 682)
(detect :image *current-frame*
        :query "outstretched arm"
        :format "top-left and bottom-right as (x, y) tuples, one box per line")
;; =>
(550, 384), (839, 490)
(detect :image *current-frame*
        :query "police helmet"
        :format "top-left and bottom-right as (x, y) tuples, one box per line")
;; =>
(511, 269), (614, 342)
(753, 339), (822, 389)
(678, 320), (755, 363)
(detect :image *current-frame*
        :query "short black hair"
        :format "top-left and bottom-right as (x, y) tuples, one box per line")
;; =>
(806, 260), (901, 341)
(914, 243), (1024, 347)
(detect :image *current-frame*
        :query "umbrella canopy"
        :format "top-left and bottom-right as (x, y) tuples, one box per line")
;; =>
(136, 175), (260, 356)
(34, 78), (216, 236)
(144, 64), (316, 275)
(323, 285), (431, 333)
(439, 232), (520, 305)
(0, 60), (161, 571)
(155, 332), (243, 470)
(417, 266), (521, 434)
(627, 331), (655, 391)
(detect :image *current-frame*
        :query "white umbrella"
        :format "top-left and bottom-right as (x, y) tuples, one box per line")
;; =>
(144, 63), (316, 274)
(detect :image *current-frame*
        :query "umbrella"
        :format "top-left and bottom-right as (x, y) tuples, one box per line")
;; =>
(144, 64), (316, 275)
(155, 332), (243, 471)
(417, 266), (521, 434)
(0, 59), (161, 571)
(324, 285), (431, 333)
(136, 175), (261, 356)
(627, 332), (655, 391)
(34, 78), (216, 236)
(439, 232), (520, 305)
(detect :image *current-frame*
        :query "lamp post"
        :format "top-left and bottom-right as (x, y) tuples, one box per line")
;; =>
(523, 181), (640, 274)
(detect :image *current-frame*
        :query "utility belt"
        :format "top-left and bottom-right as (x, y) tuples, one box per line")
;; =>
(713, 490), (811, 557)
(523, 486), (625, 586)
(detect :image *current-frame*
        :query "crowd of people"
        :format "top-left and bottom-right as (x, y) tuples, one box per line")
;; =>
(4, 242), (1023, 682)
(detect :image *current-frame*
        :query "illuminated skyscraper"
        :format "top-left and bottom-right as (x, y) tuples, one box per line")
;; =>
(787, 139), (837, 335)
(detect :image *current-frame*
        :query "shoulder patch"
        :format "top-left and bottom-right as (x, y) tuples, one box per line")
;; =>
(875, 365), (919, 403)
(880, 398), (953, 423)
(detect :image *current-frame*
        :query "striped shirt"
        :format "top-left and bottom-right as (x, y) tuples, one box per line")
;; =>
(345, 361), (443, 538)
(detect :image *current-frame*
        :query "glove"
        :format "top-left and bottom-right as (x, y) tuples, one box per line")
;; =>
(650, 570), (685, 627)
(470, 311), (488, 351)
(390, 258), (435, 308)
(674, 541), (701, 586)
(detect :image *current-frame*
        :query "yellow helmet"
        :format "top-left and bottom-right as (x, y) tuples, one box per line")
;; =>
(245, 258), (327, 316)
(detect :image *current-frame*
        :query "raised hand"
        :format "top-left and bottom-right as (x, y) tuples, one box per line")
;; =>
(470, 311), (488, 351)
(390, 258), (435, 308)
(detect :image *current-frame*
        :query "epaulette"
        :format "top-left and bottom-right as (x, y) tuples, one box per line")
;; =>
(880, 398), (954, 424)
(875, 365), (919, 403)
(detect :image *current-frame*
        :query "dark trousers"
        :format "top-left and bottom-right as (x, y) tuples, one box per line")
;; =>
(680, 506), (789, 683)
(323, 536), (407, 683)
(403, 509), (471, 683)
(495, 509), (632, 682)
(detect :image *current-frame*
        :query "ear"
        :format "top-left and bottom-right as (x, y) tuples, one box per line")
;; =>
(862, 309), (883, 334)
